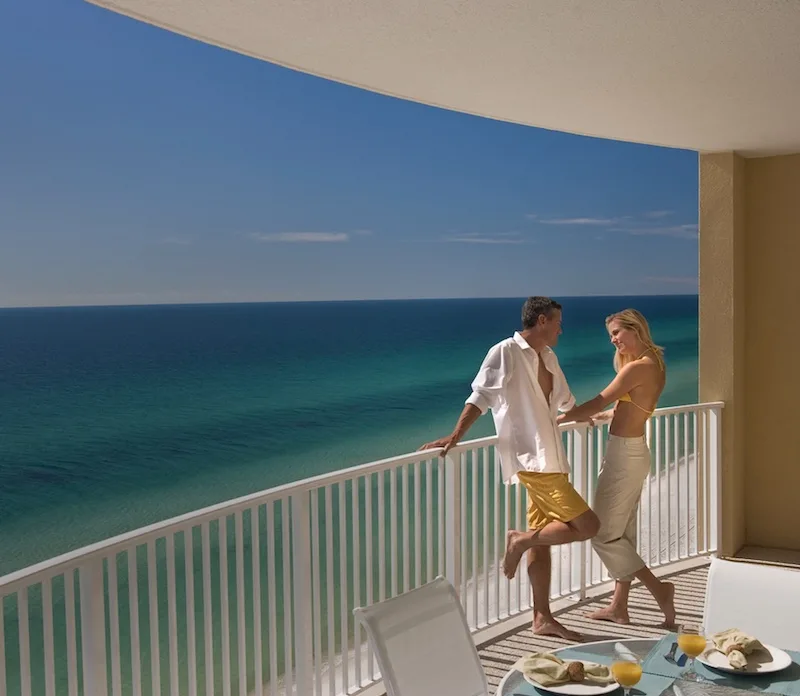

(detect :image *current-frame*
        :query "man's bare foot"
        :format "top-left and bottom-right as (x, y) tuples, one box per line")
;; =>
(502, 530), (526, 579)
(655, 581), (676, 627)
(533, 616), (582, 642)
(589, 604), (630, 625)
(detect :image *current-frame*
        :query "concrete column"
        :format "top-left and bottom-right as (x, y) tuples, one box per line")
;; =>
(698, 152), (747, 556)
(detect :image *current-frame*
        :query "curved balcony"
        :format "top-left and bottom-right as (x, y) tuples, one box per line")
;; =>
(0, 401), (722, 696)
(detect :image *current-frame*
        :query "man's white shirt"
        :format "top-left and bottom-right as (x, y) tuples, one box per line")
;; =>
(465, 332), (576, 483)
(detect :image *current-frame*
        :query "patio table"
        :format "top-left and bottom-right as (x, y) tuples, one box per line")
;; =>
(496, 635), (800, 696)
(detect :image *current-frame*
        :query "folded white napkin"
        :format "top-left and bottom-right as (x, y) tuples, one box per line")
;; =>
(710, 628), (765, 669)
(513, 653), (615, 687)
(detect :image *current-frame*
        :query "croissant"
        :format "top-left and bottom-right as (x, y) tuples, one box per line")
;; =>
(567, 661), (585, 682)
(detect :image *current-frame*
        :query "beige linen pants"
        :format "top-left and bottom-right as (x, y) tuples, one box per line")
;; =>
(592, 434), (651, 581)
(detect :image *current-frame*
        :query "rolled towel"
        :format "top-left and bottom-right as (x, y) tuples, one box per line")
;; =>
(513, 653), (615, 687)
(710, 628), (764, 670)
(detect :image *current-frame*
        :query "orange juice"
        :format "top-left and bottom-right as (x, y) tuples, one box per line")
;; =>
(678, 634), (707, 658)
(612, 661), (643, 687)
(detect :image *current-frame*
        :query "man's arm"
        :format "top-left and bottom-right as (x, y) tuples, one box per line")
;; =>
(418, 403), (482, 456)
(418, 343), (509, 457)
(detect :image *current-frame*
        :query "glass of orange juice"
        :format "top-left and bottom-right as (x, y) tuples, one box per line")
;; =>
(612, 648), (643, 696)
(677, 623), (708, 682)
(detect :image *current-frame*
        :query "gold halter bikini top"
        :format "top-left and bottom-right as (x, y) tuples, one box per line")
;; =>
(617, 350), (659, 415)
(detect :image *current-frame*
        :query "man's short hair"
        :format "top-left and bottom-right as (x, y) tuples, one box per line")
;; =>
(521, 296), (562, 329)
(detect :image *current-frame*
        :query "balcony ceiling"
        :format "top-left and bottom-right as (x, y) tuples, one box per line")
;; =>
(87, 0), (800, 157)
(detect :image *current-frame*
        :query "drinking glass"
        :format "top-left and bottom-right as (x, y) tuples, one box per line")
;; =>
(611, 648), (643, 696)
(677, 622), (708, 682)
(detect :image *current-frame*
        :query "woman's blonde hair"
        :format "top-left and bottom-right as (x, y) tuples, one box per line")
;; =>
(605, 309), (665, 372)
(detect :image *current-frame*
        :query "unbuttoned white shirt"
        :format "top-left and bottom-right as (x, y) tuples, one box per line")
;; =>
(465, 332), (576, 483)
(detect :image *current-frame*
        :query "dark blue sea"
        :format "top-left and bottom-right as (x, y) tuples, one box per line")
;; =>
(0, 296), (698, 576)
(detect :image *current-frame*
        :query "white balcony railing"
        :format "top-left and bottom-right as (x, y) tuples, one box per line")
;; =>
(0, 401), (722, 696)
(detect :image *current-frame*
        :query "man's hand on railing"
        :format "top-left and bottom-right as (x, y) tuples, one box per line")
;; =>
(417, 435), (458, 457)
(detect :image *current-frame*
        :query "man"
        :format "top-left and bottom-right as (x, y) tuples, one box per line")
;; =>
(419, 296), (599, 640)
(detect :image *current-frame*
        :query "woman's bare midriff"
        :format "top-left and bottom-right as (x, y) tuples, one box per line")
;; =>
(609, 401), (651, 438)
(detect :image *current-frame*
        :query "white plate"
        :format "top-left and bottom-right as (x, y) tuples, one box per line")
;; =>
(521, 662), (621, 694)
(696, 643), (793, 674)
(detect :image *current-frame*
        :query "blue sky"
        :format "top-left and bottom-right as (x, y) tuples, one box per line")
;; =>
(0, 0), (698, 307)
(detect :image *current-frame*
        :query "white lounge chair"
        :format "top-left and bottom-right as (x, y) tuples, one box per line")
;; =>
(703, 555), (800, 650)
(353, 575), (490, 696)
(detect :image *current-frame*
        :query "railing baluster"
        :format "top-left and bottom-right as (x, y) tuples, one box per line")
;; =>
(42, 577), (56, 696)
(19, 585), (31, 696)
(107, 556), (122, 696)
(235, 512), (247, 696)
(339, 482), (349, 694)
(683, 412), (690, 557)
(201, 523), (214, 696)
(66, 570), (79, 696)
(461, 453), (469, 608)
(482, 446), (490, 627)
(390, 468), (398, 600)
(472, 449), (479, 626)
(0, 596), (6, 696)
(365, 474), (375, 682)
(655, 416), (663, 565)
(493, 450), (501, 623)
(665, 415), (672, 562)
(572, 426), (587, 598)
(250, 509), (262, 696)
(280, 500), (293, 696)
(81, 559), (108, 696)
(325, 485), (335, 696)
(401, 465), (409, 594)
(311, 489), (322, 696)
(291, 492), (314, 696)
(426, 459), (433, 582)
(414, 461), (422, 589)
(219, 518), (231, 696)
(444, 452), (462, 597)
(265, 502), (278, 696)
(147, 542), (161, 696)
(166, 536), (179, 696)
(185, 529), (198, 696)
(378, 471), (386, 604)
(710, 406), (722, 553)
(352, 478), (362, 689)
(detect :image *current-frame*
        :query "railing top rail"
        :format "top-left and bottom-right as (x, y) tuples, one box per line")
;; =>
(0, 400), (723, 594)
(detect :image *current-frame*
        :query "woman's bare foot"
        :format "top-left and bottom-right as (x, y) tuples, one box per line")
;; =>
(589, 604), (631, 625)
(502, 530), (526, 579)
(533, 615), (582, 642)
(655, 581), (676, 627)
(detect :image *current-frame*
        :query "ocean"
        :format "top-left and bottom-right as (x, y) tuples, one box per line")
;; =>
(0, 295), (698, 578)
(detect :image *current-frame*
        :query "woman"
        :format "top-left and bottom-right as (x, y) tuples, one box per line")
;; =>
(557, 309), (675, 626)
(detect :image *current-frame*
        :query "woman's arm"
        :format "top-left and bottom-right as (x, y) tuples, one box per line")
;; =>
(558, 363), (644, 424)
(591, 408), (615, 423)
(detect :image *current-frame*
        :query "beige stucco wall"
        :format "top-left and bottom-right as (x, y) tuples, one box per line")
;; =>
(700, 152), (800, 554)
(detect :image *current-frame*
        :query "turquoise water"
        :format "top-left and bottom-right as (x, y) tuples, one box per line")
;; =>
(0, 296), (698, 577)
(0, 297), (698, 695)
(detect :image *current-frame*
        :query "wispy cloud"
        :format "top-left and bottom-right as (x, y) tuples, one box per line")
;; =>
(613, 224), (698, 239)
(643, 276), (698, 286)
(250, 232), (350, 243)
(445, 231), (524, 244)
(538, 217), (618, 226)
(643, 210), (673, 219)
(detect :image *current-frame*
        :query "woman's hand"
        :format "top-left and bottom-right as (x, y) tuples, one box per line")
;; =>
(558, 413), (595, 427)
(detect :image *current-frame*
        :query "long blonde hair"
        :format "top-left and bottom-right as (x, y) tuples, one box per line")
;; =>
(605, 309), (665, 373)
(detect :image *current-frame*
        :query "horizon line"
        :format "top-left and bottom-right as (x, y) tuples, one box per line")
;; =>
(0, 292), (699, 311)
